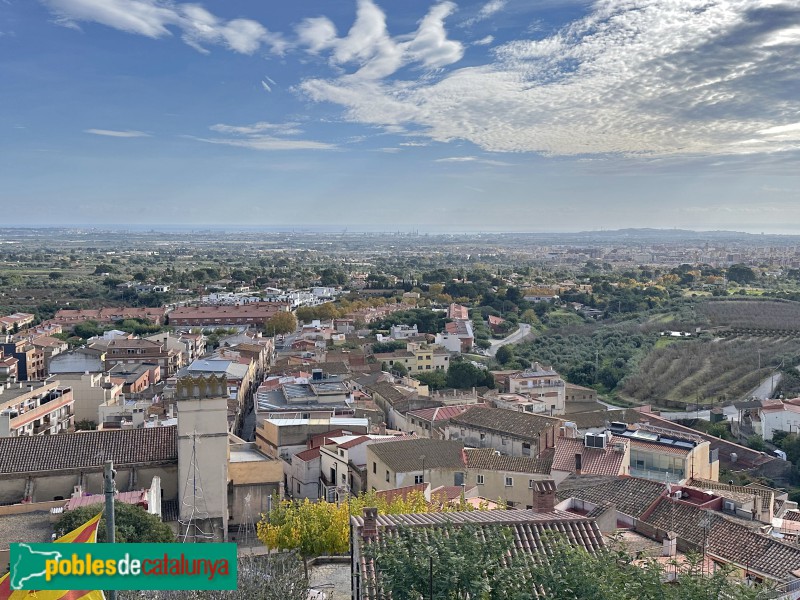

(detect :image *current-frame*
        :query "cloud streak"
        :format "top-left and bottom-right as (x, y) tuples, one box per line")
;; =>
(85, 128), (150, 137)
(42, 0), (286, 54)
(196, 121), (335, 151)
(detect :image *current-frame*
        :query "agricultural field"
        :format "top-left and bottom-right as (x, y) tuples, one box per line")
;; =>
(621, 334), (800, 405)
(698, 298), (800, 332)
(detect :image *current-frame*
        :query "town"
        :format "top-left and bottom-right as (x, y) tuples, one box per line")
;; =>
(2, 228), (800, 598)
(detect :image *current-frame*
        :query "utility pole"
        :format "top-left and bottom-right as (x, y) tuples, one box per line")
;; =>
(104, 460), (117, 600)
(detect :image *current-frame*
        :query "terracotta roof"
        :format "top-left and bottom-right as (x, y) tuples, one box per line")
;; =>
(353, 509), (605, 600)
(430, 485), (478, 502)
(464, 448), (552, 474)
(556, 475), (666, 519)
(294, 447), (321, 462)
(375, 483), (427, 504)
(643, 497), (800, 582)
(687, 477), (774, 507)
(364, 381), (412, 406)
(338, 435), (373, 449)
(450, 406), (562, 440)
(368, 439), (465, 473)
(405, 404), (474, 424)
(551, 436), (628, 476)
(0, 426), (178, 474)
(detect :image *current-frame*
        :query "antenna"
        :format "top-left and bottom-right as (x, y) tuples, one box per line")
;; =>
(235, 490), (258, 549)
(178, 430), (214, 542)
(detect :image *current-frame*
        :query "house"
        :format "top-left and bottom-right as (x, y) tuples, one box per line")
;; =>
(0, 340), (45, 381)
(168, 302), (290, 328)
(29, 336), (68, 370)
(487, 314), (505, 334)
(285, 447), (322, 500)
(350, 482), (606, 600)
(50, 371), (123, 423)
(389, 324), (419, 339)
(403, 404), (478, 439)
(52, 307), (166, 326)
(108, 362), (161, 395)
(0, 380), (74, 437)
(550, 433), (630, 484)
(506, 363), (566, 415)
(0, 350), (18, 383)
(372, 342), (450, 375)
(447, 303), (470, 320)
(446, 406), (562, 458)
(255, 412), (369, 459)
(758, 398), (800, 441)
(47, 347), (105, 375)
(0, 313), (35, 331)
(94, 338), (181, 377)
(366, 438), (466, 492)
(565, 383), (597, 403)
(319, 434), (401, 501)
(462, 448), (553, 508)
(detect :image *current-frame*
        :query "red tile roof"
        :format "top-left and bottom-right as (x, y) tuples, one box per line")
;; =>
(551, 436), (628, 476)
(294, 447), (321, 462)
(405, 404), (476, 423)
(375, 483), (427, 504)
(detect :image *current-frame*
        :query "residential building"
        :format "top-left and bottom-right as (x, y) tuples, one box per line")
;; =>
(487, 314), (505, 334)
(506, 363), (566, 415)
(47, 347), (105, 375)
(441, 319), (474, 352)
(610, 422), (718, 483)
(389, 324), (419, 339)
(94, 338), (180, 377)
(0, 380), (74, 437)
(285, 446), (322, 500)
(168, 302), (289, 328)
(351, 486), (606, 600)
(447, 303), (470, 320)
(0, 313), (35, 331)
(0, 350), (18, 383)
(52, 307), (166, 326)
(565, 383), (598, 403)
(550, 433), (630, 484)
(50, 371), (123, 423)
(404, 404), (478, 438)
(0, 340), (45, 381)
(758, 398), (800, 441)
(446, 405), (562, 458)
(366, 438), (466, 492)
(255, 412), (369, 459)
(372, 342), (450, 374)
(108, 363), (161, 395)
(462, 448), (553, 508)
(319, 434), (400, 501)
(29, 336), (68, 370)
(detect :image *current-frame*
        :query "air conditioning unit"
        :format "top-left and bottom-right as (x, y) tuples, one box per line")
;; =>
(723, 500), (736, 512)
(584, 433), (607, 449)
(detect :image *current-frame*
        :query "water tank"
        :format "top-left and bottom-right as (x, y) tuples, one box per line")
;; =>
(730, 452), (738, 463)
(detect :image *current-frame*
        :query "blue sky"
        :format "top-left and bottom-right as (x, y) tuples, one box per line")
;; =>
(2, 0), (799, 232)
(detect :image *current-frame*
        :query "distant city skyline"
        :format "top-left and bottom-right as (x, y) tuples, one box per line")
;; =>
(2, 0), (799, 232)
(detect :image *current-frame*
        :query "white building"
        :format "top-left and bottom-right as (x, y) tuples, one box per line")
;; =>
(759, 399), (800, 441)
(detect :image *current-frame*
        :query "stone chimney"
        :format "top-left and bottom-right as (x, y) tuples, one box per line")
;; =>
(662, 531), (677, 557)
(362, 507), (379, 540)
(532, 479), (557, 513)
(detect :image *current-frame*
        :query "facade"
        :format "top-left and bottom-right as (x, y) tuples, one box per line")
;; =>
(373, 342), (450, 374)
(404, 404), (477, 439)
(0, 380), (74, 437)
(319, 434), (399, 501)
(96, 338), (181, 376)
(366, 439), (466, 493)
(446, 406), (562, 458)
(507, 363), (566, 415)
(52, 371), (123, 423)
(285, 447), (321, 500)
(0, 350), (18, 383)
(52, 307), (166, 326)
(255, 413), (369, 459)
(168, 302), (289, 327)
(47, 348), (105, 375)
(462, 448), (553, 508)
(0, 341), (45, 381)
(759, 398), (800, 441)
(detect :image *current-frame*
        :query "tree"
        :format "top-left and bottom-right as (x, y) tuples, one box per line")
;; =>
(746, 435), (766, 452)
(55, 502), (174, 543)
(49, 272), (63, 280)
(391, 362), (408, 376)
(727, 264), (756, 284)
(446, 361), (494, 389)
(413, 370), (448, 390)
(294, 306), (316, 324)
(73, 320), (103, 339)
(495, 345), (514, 365)
(267, 312), (297, 336)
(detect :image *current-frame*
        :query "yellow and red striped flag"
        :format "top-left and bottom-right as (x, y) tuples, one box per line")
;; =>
(0, 512), (105, 600)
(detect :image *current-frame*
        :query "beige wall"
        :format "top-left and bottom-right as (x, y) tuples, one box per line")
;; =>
(366, 448), (461, 492)
(56, 373), (122, 423)
(464, 468), (550, 508)
(177, 397), (229, 522)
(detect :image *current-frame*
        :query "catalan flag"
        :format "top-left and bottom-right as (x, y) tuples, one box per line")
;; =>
(0, 512), (105, 600)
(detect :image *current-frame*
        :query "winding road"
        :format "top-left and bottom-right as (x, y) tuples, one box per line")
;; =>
(488, 323), (532, 357)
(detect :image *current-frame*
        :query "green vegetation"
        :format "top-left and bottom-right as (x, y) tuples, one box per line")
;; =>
(55, 502), (175, 543)
(371, 308), (448, 334)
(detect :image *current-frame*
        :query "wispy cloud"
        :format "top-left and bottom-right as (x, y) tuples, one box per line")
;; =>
(41, 0), (286, 55)
(463, 0), (507, 27)
(436, 156), (511, 166)
(84, 128), (150, 138)
(300, 0), (800, 158)
(473, 35), (494, 46)
(196, 121), (335, 151)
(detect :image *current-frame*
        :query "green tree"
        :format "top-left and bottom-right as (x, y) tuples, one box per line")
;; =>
(390, 362), (408, 376)
(446, 361), (494, 389)
(267, 312), (298, 336)
(49, 272), (63, 280)
(294, 306), (316, 324)
(495, 345), (514, 365)
(727, 264), (757, 284)
(413, 370), (448, 390)
(55, 502), (174, 543)
(73, 320), (103, 339)
(746, 435), (767, 452)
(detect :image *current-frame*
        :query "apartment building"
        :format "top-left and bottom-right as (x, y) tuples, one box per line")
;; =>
(0, 380), (74, 437)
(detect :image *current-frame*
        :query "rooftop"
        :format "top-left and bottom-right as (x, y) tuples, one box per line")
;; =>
(556, 475), (666, 519)
(368, 438), (465, 473)
(450, 406), (562, 439)
(551, 436), (628, 476)
(464, 447), (552, 474)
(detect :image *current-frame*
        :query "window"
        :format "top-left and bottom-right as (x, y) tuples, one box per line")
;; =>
(386, 470), (390, 482)
(501, 437), (508, 446)
(296, 483), (300, 494)
(414, 475), (424, 485)
(522, 442), (531, 456)
(528, 479), (534, 488)
(342, 473), (346, 483)
(505, 476), (513, 487)
(479, 433), (485, 441)
(476, 474), (484, 485)
(426, 365), (431, 370)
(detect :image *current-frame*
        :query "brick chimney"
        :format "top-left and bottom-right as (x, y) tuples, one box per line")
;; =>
(362, 507), (379, 540)
(532, 479), (557, 513)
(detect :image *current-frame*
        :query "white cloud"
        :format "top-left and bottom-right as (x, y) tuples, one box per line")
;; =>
(463, 0), (507, 27)
(198, 122), (335, 151)
(42, 0), (285, 54)
(436, 155), (511, 165)
(84, 128), (150, 137)
(474, 35), (494, 46)
(295, 0), (463, 80)
(300, 0), (800, 158)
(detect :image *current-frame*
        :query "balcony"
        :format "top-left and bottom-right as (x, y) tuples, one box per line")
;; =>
(629, 467), (683, 483)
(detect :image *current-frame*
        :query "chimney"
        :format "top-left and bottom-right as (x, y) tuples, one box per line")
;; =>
(574, 453), (582, 475)
(532, 479), (556, 513)
(662, 531), (677, 557)
(362, 507), (378, 540)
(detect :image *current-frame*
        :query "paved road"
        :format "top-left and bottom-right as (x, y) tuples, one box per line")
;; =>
(488, 323), (532, 357)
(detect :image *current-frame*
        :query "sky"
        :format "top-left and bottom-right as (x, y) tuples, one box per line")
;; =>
(1, 0), (800, 232)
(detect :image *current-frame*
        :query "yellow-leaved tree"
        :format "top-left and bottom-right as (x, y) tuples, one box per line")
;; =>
(257, 489), (486, 576)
